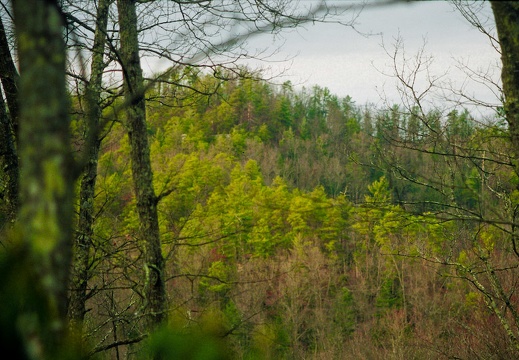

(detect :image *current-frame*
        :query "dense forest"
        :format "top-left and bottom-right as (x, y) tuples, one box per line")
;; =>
(2, 1), (519, 359)
(76, 71), (518, 359)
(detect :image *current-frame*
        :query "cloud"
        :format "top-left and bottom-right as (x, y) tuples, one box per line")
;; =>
(241, 1), (500, 108)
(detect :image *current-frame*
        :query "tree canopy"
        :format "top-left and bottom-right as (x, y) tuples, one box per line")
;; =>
(1, 1), (519, 359)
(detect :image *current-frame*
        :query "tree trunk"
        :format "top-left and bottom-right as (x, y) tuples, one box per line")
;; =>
(0, 89), (17, 227)
(490, 1), (519, 350)
(13, 0), (75, 354)
(491, 2), (519, 171)
(0, 15), (19, 129)
(491, 2), (519, 261)
(0, 15), (19, 225)
(117, 0), (167, 329)
(68, 0), (112, 332)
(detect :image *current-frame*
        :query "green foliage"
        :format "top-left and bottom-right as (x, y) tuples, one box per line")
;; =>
(247, 320), (289, 359)
(43, 64), (519, 358)
(142, 322), (232, 360)
(5, 0), (519, 356)
(333, 287), (357, 336)
(376, 277), (403, 312)
(201, 260), (233, 294)
(0, 242), (86, 360)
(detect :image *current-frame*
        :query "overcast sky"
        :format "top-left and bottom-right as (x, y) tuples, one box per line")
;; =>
(238, 1), (501, 114)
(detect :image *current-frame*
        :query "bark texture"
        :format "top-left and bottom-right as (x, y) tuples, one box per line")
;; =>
(0, 15), (19, 128)
(117, 0), (167, 329)
(491, 1), (519, 350)
(13, 0), (75, 354)
(491, 2), (519, 261)
(492, 2), (519, 171)
(0, 15), (19, 225)
(0, 89), (17, 226)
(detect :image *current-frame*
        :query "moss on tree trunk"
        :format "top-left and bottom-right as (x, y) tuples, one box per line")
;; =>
(13, 0), (75, 355)
(492, 2), (519, 171)
(491, 1), (519, 350)
(117, 0), (167, 329)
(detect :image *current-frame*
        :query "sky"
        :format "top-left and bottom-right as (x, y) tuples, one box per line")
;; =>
(237, 1), (501, 114)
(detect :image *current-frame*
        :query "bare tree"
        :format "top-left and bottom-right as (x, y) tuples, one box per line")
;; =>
(109, 0), (359, 335)
(68, 0), (113, 334)
(117, 0), (167, 330)
(11, 0), (76, 356)
(367, 1), (519, 354)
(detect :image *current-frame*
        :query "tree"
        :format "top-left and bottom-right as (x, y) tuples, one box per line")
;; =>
(366, 1), (519, 354)
(6, 0), (77, 357)
(11, 1), (512, 358)
(491, 2), (519, 261)
(117, 0), (167, 330)
(0, 12), (19, 227)
(68, 0), (113, 333)
(491, 2), (519, 170)
(108, 0), (358, 335)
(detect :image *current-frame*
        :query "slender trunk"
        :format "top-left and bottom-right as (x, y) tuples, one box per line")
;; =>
(0, 15), (19, 225)
(0, 90), (17, 227)
(68, 0), (112, 332)
(117, 0), (166, 329)
(466, 267), (519, 351)
(0, 15), (19, 129)
(13, 0), (75, 354)
(491, 2), (519, 262)
(491, 2), (519, 170)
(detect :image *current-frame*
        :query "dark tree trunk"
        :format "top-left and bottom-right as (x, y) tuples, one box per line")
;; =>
(0, 89), (17, 227)
(0, 15), (19, 225)
(492, 1), (519, 261)
(492, 2), (519, 171)
(13, 0), (75, 354)
(490, 1), (519, 350)
(0, 15), (19, 129)
(117, 0), (167, 329)
(68, 0), (112, 332)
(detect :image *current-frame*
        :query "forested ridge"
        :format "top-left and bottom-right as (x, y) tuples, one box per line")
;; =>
(75, 71), (516, 358)
(2, 1), (519, 359)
